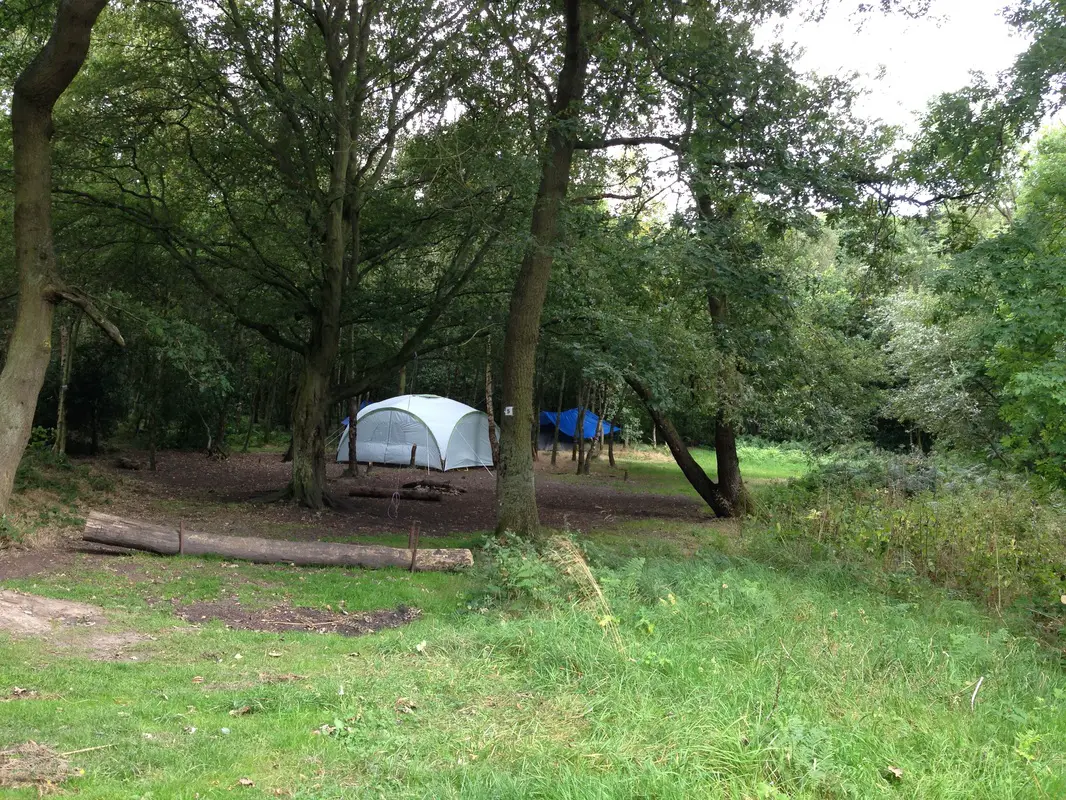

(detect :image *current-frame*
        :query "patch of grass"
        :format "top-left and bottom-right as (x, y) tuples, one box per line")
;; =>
(3, 448), (113, 546)
(1, 529), (1063, 798)
(550, 442), (811, 498)
(5, 552), (476, 617)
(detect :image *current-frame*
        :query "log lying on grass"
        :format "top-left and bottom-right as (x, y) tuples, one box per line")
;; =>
(83, 512), (472, 571)
(348, 487), (441, 502)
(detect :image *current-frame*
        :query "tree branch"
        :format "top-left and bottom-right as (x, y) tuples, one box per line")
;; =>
(575, 135), (681, 152)
(49, 284), (125, 346)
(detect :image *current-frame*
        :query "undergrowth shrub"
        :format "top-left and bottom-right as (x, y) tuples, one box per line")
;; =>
(751, 448), (1066, 637)
(2, 429), (115, 545)
(0, 515), (25, 547)
(477, 532), (565, 607)
(475, 532), (667, 640)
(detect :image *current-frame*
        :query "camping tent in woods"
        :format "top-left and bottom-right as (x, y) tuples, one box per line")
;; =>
(537, 409), (620, 451)
(337, 394), (497, 470)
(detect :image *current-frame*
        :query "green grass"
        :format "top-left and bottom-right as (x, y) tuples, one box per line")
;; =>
(556, 443), (812, 498)
(1, 532), (1063, 798)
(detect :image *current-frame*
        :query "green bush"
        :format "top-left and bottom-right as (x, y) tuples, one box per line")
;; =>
(475, 532), (568, 608)
(752, 450), (1066, 634)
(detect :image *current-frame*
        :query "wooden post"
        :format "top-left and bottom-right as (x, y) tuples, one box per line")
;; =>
(409, 444), (417, 467)
(408, 521), (421, 572)
(178, 519), (184, 555)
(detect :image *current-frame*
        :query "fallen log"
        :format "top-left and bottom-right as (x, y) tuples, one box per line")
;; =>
(83, 512), (472, 571)
(401, 480), (465, 494)
(348, 488), (441, 502)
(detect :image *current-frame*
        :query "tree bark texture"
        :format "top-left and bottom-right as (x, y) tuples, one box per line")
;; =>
(714, 410), (751, 513)
(0, 0), (113, 514)
(495, 0), (590, 536)
(626, 375), (736, 517)
(289, 358), (332, 508)
(83, 512), (471, 570)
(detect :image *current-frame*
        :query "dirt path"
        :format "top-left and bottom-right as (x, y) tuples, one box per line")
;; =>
(0, 590), (147, 660)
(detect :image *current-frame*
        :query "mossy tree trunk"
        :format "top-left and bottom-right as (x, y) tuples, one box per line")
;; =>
(0, 0), (122, 514)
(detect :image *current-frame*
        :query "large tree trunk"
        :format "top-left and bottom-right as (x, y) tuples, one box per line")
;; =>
(286, 10), (356, 509)
(0, 0), (114, 514)
(83, 512), (472, 571)
(289, 356), (332, 509)
(714, 410), (751, 514)
(626, 375), (736, 517)
(495, 0), (590, 536)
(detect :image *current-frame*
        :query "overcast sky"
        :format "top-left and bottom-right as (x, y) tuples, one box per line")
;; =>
(761, 0), (1031, 131)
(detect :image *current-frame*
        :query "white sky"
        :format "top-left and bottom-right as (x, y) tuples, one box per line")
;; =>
(761, 0), (1031, 132)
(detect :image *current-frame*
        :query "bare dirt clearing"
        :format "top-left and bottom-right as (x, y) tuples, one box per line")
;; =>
(96, 450), (706, 535)
(0, 590), (147, 660)
(0, 449), (710, 584)
(176, 599), (421, 636)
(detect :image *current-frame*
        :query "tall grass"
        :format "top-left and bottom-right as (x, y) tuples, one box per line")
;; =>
(748, 450), (1066, 637)
(3, 547), (1062, 798)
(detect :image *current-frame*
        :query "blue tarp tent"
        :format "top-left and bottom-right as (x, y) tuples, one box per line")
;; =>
(537, 409), (619, 450)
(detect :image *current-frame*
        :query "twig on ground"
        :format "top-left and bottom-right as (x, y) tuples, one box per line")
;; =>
(60, 744), (115, 757)
(970, 675), (985, 711)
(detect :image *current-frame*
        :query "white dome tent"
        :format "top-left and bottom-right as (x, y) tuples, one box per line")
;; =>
(336, 394), (496, 471)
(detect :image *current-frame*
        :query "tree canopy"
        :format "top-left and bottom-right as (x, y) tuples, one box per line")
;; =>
(3, 0), (1065, 524)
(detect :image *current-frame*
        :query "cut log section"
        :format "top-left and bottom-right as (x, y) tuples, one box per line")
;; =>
(348, 488), (441, 502)
(83, 512), (472, 571)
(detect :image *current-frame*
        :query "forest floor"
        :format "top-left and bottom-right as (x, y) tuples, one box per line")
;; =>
(0, 445), (1062, 798)
(0, 446), (730, 581)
